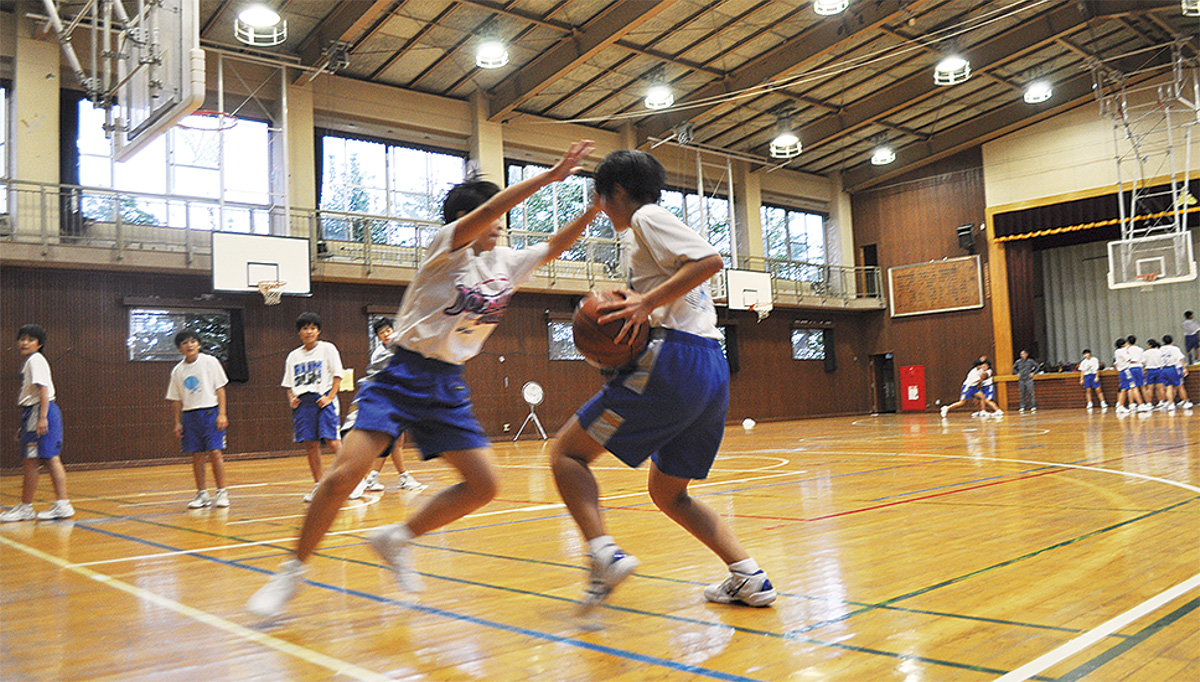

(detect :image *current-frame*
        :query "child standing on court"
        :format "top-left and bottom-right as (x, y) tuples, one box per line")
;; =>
(1077, 349), (1107, 409)
(282, 312), (344, 502)
(167, 331), (230, 508)
(1113, 337), (1147, 415)
(1160, 335), (1192, 409)
(549, 150), (776, 610)
(1, 324), (74, 522)
(248, 140), (597, 619)
(1142, 339), (1167, 408)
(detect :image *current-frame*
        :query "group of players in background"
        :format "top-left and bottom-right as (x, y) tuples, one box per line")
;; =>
(941, 312), (1198, 420)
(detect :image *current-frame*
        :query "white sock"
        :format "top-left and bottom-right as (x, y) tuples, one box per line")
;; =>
(728, 558), (761, 575)
(587, 535), (616, 557)
(394, 524), (415, 543)
(215, 489), (225, 494)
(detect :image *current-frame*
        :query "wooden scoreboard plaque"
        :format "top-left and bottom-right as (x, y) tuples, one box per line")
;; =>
(887, 255), (983, 318)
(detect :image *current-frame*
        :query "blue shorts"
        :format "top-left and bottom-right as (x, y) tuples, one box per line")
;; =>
(1186, 333), (1199, 352)
(349, 348), (488, 459)
(1083, 374), (1100, 389)
(19, 403), (63, 460)
(293, 393), (341, 443)
(1159, 366), (1182, 387)
(983, 384), (996, 401)
(340, 406), (404, 457)
(181, 407), (225, 453)
(960, 384), (982, 401)
(1144, 368), (1162, 385)
(1119, 367), (1145, 391)
(576, 328), (728, 481)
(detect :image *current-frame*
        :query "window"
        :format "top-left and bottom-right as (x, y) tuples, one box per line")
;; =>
(761, 205), (826, 282)
(548, 319), (584, 361)
(506, 162), (618, 269)
(662, 188), (730, 257)
(791, 328), (826, 361)
(77, 103), (273, 232)
(127, 308), (231, 362)
(321, 134), (464, 246)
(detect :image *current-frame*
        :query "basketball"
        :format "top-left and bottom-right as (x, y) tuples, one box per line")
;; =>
(572, 291), (650, 368)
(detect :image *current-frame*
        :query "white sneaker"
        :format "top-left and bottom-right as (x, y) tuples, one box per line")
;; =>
(971, 411), (984, 418)
(992, 410), (1004, 418)
(581, 545), (640, 610)
(397, 472), (427, 492)
(1157, 401), (1168, 407)
(940, 405), (949, 418)
(1166, 402), (1177, 412)
(247, 558), (306, 620)
(1138, 403), (1153, 412)
(349, 477), (368, 500)
(1100, 401), (1108, 408)
(1030, 407), (1037, 413)
(1115, 406), (1130, 416)
(704, 570), (777, 607)
(37, 501), (74, 520)
(367, 524), (423, 592)
(364, 471), (385, 492)
(1086, 402), (1093, 409)
(1184, 401), (1194, 409)
(0, 503), (36, 522)
(303, 483), (319, 503)
(213, 489), (230, 508)
(187, 490), (211, 509)
(1019, 408), (1026, 413)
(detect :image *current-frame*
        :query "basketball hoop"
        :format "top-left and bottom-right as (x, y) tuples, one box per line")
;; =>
(175, 110), (239, 132)
(1135, 272), (1159, 292)
(257, 280), (286, 305)
(749, 302), (772, 322)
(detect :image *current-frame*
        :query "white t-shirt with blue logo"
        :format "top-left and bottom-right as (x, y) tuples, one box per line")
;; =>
(282, 341), (345, 397)
(167, 353), (229, 411)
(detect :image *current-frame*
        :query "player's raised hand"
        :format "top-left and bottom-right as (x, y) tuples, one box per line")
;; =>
(548, 140), (594, 182)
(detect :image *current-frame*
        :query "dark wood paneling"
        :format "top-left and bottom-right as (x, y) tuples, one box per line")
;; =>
(851, 149), (994, 408)
(1001, 371), (1199, 410)
(2, 265), (875, 467)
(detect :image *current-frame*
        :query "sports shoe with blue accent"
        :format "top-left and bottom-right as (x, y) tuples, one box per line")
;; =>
(704, 570), (777, 607)
(581, 546), (639, 611)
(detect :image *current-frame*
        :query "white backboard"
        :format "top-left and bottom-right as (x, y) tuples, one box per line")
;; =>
(114, 0), (205, 162)
(724, 269), (773, 310)
(212, 233), (312, 295)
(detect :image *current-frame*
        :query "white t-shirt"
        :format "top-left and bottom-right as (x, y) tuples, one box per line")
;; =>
(282, 341), (345, 396)
(392, 222), (549, 365)
(1183, 319), (1200, 336)
(1161, 344), (1187, 370)
(18, 352), (55, 407)
(1125, 344), (1145, 367)
(1113, 347), (1133, 371)
(1078, 356), (1100, 375)
(623, 204), (721, 340)
(963, 367), (986, 387)
(167, 353), (229, 411)
(1142, 348), (1165, 369)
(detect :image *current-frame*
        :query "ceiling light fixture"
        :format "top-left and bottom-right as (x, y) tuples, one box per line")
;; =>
(1182, 0), (1199, 16)
(476, 38), (509, 69)
(1023, 80), (1053, 104)
(769, 113), (801, 159)
(813, 0), (849, 16)
(934, 55), (970, 86)
(644, 67), (674, 110)
(871, 146), (896, 165)
(235, 4), (287, 47)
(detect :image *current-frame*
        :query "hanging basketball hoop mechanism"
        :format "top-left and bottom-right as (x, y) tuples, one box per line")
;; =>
(175, 110), (239, 132)
(257, 280), (287, 305)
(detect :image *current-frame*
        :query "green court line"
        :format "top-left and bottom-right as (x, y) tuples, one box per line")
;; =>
(1053, 596), (1200, 682)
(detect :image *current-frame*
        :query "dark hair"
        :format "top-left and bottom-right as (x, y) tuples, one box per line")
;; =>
(1163, 335), (1173, 344)
(1186, 311), (1194, 318)
(1147, 338), (1160, 348)
(1115, 338), (1127, 348)
(1126, 335), (1137, 344)
(296, 312), (322, 331)
(442, 180), (500, 224)
(593, 150), (665, 204)
(371, 318), (394, 336)
(973, 359), (989, 368)
(1082, 348), (1091, 355)
(17, 324), (46, 350)
(174, 330), (201, 348)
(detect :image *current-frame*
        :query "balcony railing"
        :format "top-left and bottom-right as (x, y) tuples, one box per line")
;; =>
(1, 178), (883, 307)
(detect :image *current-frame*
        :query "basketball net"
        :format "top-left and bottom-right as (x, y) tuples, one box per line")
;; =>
(749, 301), (772, 322)
(257, 280), (286, 305)
(1135, 272), (1159, 292)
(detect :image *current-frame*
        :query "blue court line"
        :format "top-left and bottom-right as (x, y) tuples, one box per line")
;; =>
(68, 520), (1044, 679)
(1053, 596), (1200, 682)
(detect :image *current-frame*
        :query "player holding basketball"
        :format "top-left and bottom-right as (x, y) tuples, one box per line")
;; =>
(940, 359), (1002, 418)
(248, 140), (598, 619)
(549, 150), (776, 610)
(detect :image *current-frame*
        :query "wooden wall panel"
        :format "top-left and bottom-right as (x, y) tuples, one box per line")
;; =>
(851, 150), (995, 408)
(2, 266), (875, 467)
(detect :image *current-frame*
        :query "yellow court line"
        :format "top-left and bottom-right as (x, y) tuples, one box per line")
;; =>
(0, 535), (393, 682)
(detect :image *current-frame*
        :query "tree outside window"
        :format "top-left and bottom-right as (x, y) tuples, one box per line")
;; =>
(127, 308), (231, 362)
(761, 205), (826, 283)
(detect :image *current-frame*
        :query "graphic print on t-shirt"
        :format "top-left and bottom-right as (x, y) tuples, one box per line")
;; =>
(443, 276), (513, 328)
(293, 360), (324, 388)
(184, 375), (201, 393)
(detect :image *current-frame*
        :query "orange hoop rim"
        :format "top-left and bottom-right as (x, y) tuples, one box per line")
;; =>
(176, 110), (239, 131)
(256, 280), (287, 305)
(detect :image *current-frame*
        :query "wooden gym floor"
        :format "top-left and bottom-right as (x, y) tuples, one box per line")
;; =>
(1, 410), (1197, 682)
